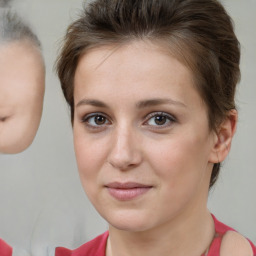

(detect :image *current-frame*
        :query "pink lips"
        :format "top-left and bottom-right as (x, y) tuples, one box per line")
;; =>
(105, 182), (152, 201)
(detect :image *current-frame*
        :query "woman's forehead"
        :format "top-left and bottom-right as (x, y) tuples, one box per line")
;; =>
(73, 41), (207, 111)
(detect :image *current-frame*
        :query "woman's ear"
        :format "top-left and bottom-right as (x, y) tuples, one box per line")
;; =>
(209, 109), (238, 163)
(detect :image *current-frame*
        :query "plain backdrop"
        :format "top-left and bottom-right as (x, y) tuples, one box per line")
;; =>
(0, 0), (255, 255)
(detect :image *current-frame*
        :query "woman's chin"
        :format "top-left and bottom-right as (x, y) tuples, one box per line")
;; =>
(106, 213), (153, 233)
(110, 222), (149, 233)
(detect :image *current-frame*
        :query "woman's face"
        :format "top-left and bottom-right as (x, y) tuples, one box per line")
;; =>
(73, 41), (218, 232)
(0, 41), (45, 154)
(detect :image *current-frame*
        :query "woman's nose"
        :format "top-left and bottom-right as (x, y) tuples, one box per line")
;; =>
(107, 127), (142, 170)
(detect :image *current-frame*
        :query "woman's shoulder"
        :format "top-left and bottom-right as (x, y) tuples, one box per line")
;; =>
(55, 231), (108, 256)
(0, 238), (12, 256)
(210, 214), (256, 256)
(220, 231), (254, 256)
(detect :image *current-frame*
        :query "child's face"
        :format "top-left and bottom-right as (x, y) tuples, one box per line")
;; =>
(73, 41), (217, 232)
(0, 41), (45, 154)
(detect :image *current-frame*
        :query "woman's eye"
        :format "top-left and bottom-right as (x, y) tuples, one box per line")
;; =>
(145, 112), (175, 127)
(83, 113), (110, 127)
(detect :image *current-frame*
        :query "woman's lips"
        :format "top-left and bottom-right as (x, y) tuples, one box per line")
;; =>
(105, 182), (153, 201)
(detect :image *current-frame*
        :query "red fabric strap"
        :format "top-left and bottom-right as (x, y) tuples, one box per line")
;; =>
(0, 239), (12, 256)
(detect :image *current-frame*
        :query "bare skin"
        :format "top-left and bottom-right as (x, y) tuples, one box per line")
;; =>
(73, 41), (251, 256)
(220, 231), (253, 256)
(0, 40), (45, 154)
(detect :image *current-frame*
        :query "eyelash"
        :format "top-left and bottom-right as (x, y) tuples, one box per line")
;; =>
(81, 112), (111, 130)
(81, 111), (176, 130)
(143, 112), (176, 129)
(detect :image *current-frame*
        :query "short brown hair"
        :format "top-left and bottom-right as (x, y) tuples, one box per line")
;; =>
(56, 0), (240, 188)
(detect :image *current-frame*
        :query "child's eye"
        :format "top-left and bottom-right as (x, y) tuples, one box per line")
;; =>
(82, 113), (111, 127)
(144, 112), (176, 128)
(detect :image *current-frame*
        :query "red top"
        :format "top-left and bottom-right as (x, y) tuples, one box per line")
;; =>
(55, 215), (256, 256)
(0, 239), (12, 256)
(208, 215), (256, 256)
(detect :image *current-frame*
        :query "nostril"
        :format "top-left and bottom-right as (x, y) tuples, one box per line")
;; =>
(0, 116), (8, 122)
(107, 150), (142, 170)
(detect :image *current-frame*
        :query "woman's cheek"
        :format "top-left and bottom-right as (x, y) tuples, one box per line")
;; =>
(74, 132), (105, 177)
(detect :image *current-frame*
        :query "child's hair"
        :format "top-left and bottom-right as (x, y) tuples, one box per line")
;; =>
(56, 0), (240, 188)
(0, 0), (12, 8)
(0, 4), (41, 48)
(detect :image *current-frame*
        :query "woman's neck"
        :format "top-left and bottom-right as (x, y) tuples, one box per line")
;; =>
(106, 209), (215, 256)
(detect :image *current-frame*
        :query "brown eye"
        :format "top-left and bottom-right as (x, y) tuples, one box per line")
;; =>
(145, 112), (176, 128)
(154, 115), (167, 125)
(94, 115), (106, 125)
(82, 113), (110, 127)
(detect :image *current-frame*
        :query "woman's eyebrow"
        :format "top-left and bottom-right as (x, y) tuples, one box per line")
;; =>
(76, 98), (187, 108)
(136, 98), (187, 108)
(76, 99), (108, 108)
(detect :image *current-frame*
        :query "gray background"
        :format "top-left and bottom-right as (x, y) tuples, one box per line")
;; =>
(0, 0), (255, 255)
